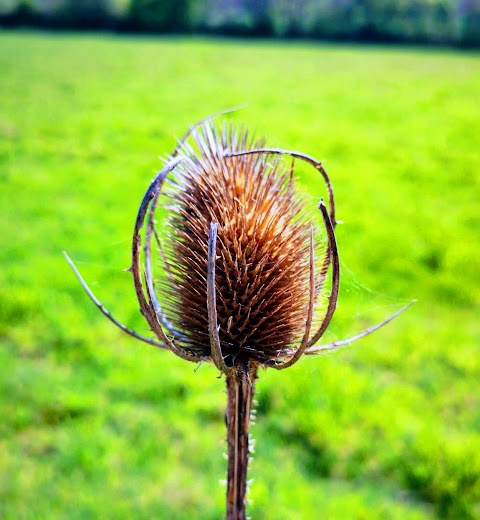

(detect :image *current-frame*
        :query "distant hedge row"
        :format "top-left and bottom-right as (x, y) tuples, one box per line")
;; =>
(1, 0), (479, 47)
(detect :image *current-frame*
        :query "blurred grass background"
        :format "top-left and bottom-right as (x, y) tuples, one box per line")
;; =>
(0, 30), (479, 519)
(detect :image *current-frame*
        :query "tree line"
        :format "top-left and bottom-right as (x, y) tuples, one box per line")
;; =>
(1, 0), (479, 47)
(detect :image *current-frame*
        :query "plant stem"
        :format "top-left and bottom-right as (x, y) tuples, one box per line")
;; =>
(226, 363), (258, 520)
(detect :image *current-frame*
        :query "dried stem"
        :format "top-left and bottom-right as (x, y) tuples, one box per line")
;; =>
(305, 300), (416, 355)
(131, 156), (204, 362)
(226, 147), (336, 227)
(226, 363), (258, 520)
(208, 222), (230, 375)
(306, 200), (340, 349)
(63, 252), (167, 350)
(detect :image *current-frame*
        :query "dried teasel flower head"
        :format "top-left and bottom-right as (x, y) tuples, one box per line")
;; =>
(130, 118), (345, 374)
(156, 123), (335, 370)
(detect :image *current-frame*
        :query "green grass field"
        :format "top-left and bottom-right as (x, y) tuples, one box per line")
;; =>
(0, 31), (479, 519)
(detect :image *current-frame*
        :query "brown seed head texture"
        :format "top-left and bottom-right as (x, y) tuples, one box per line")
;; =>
(157, 123), (327, 366)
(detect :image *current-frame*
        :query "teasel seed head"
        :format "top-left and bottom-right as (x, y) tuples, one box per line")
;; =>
(129, 119), (341, 373)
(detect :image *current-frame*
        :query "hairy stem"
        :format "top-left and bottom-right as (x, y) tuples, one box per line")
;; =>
(226, 363), (258, 520)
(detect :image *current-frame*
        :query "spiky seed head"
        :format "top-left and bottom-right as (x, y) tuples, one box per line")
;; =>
(157, 123), (326, 367)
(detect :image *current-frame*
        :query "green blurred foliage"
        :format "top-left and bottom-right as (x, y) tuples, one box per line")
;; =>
(0, 0), (129, 27)
(0, 0), (480, 46)
(32, 0), (115, 28)
(127, 0), (189, 31)
(0, 31), (479, 518)
(455, 0), (480, 46)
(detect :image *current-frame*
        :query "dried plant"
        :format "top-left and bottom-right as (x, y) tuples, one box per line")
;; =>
(65, 112), (413, 520)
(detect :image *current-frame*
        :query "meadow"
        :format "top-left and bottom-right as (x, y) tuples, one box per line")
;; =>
(0, 31), (479, 519)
